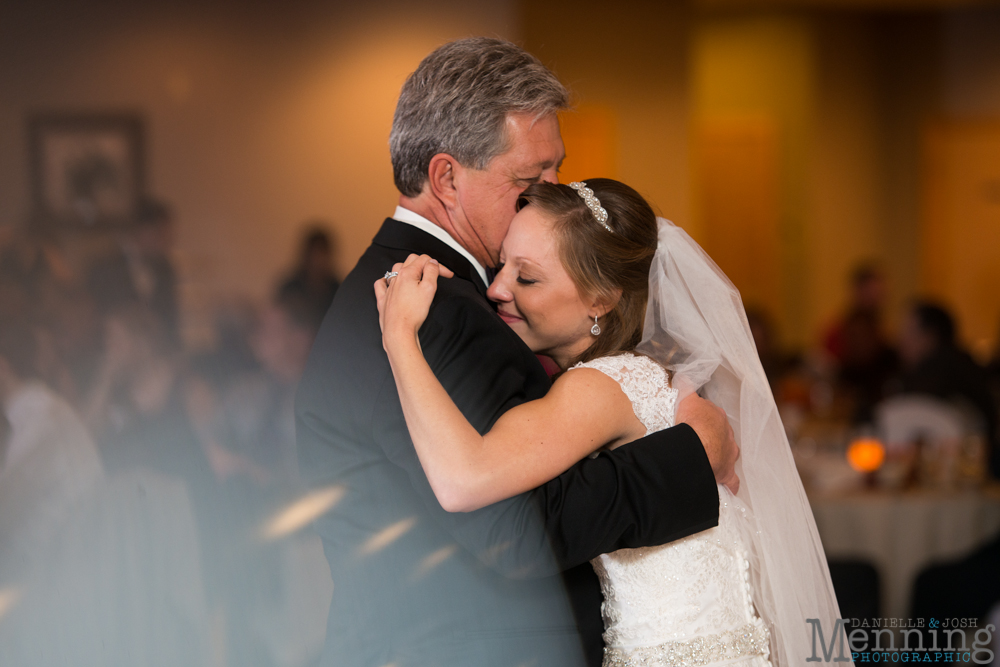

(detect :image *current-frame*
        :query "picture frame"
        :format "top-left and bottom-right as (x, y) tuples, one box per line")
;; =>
(29, 112), (145, 229)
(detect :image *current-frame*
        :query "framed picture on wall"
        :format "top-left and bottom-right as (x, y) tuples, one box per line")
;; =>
(29, 112), (145, 229)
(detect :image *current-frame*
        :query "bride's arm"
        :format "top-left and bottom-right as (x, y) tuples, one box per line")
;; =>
(375, 254), (643, 512)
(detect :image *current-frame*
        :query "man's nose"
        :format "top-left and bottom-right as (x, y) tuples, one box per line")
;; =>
(541, 166), (560, 184)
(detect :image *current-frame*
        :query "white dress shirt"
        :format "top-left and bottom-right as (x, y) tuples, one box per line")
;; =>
(392, 206), (489, 288)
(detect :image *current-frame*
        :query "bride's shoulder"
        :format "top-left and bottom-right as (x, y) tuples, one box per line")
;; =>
(544, 362), (638, 417)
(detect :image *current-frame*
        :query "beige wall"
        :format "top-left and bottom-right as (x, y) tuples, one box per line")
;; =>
(525, 7), (924, 350)
(522, 0), (694, 227)
(4, 1), (999, 353)
(526, 6), (983, 353)
(691, 14), (817, 347)
(807, 15), (891, 344)
(926, 8), (1000, 355)
(0, 0), (519, 345)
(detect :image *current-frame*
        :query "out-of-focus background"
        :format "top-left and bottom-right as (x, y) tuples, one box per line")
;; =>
(1, 0), (999, 664)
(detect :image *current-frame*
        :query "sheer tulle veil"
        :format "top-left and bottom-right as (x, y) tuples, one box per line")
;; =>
(637, 218), (848, 667)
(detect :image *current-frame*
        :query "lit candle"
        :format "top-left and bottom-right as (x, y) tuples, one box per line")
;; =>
(847, 437), (886, 473)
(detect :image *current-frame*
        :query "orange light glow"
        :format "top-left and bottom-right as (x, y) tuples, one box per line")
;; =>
(847, 438), (886, 473)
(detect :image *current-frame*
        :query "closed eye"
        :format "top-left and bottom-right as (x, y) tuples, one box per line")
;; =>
(516, 276), (537, 285)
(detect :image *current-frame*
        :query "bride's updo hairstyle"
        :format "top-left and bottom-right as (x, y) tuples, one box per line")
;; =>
(516, 178), (658, 366)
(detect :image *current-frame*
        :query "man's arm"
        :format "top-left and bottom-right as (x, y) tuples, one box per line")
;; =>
(372, 289), (719, 577)
(677, 394), (740, 495)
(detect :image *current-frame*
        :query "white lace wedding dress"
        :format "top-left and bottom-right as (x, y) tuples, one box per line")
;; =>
(573, 353), (773, 667)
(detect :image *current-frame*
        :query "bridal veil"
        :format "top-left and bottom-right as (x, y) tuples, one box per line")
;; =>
(638, 218), (848, 667)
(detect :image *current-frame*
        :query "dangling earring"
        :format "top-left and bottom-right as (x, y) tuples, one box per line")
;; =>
(591, 315), (601, 336)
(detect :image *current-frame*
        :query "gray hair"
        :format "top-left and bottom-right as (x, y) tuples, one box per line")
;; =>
(390, 37), (569, 197)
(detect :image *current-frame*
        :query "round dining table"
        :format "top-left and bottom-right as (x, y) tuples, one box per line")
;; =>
(809, 485), (1000, 619)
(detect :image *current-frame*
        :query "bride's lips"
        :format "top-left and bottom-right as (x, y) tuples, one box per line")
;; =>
(497, 308), (523, 325)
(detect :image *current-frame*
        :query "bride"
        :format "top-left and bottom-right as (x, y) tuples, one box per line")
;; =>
(374, 178), (844, 667)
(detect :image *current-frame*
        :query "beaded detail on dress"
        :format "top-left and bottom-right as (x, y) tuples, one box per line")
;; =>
(571, 353), (771, 667)
(602, 622), (770, 667)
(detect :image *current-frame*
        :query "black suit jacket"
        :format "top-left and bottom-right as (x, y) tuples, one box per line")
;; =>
(296, 219), (719, 667)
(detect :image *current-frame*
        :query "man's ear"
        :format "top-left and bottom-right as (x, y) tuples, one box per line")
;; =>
(427, 153), (460, 208)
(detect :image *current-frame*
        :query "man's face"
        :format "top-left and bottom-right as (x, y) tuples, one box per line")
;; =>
(451, 112), (564, 267)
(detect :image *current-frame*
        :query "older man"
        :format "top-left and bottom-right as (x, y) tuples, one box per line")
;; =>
(296, 38), (737, 667)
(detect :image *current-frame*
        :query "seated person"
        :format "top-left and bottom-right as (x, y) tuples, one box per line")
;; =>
(890, 301), (998, 479)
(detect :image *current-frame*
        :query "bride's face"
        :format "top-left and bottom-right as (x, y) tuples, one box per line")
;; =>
(486, 206), (599, 369)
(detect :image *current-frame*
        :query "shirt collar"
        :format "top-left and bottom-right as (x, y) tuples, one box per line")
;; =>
(392, 206), (489, 288)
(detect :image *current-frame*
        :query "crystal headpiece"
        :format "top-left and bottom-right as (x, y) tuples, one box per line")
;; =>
(568, 181), (613, 234)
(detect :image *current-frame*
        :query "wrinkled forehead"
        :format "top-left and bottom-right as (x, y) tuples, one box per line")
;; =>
(492, 113), (565, 170)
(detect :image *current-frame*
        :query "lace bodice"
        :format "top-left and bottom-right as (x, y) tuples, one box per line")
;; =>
(571, 354), (770, 667)
(572, 353), (678, 438)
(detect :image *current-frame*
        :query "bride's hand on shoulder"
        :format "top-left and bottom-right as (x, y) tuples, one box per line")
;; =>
(374, 253), (453, 351)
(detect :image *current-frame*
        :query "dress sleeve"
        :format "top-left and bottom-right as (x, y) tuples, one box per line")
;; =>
(372, 290), (719, 578)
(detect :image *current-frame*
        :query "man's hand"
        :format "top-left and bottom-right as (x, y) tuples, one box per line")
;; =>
(676, 394), (739, 495)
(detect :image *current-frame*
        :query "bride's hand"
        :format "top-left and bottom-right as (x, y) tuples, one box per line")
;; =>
(374, 254), (453, 351)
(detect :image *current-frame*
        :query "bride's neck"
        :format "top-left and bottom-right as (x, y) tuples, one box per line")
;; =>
(549, 338), (600, 372)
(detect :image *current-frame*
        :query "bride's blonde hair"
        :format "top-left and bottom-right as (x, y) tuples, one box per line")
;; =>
(516, 178), (659, 367)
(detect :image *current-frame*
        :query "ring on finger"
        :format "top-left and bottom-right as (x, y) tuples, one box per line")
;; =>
(384, 270), (399, 285)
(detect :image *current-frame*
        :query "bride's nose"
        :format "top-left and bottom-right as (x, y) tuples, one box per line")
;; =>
(487, 271), (513, 304)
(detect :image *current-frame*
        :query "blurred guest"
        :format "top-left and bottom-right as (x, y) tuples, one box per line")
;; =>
(276, 224), (340, 325)
(0, 318), (103, 572)
(746, 307), (794, 390)
(823, 263), (897, 421)
(83, 306), (217, 494)
(0, 226), (74, 301)
(33, 283), (102, 406)
(823, 262), (890, 363)
(253, 293), (321, 390)
(227, 293), (319, 479)
(0, 317), (211, 666)
(180, 294), (321, 667)
(0, 230), (81, 395)
(0, 413), (10, 468)
(87, 197), (180, 342)
(989, 316), (1000, 397)
(0, 226), (102, 405)
(193, 298), (260, 384)
(81, 304), (240, 646)
(187, 293), (321, 489)
(891, 301), (998, 476)
(81, 305), (221, 544)
(838, 309), (898, 421)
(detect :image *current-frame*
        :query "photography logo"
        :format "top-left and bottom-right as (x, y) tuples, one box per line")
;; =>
(806, 618), (995, 664)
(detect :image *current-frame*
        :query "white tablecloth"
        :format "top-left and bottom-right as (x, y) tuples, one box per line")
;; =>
(810, 487), (1000, 618)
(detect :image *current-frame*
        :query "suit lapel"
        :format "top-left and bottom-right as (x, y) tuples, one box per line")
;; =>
(372, 218), (490, 300)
